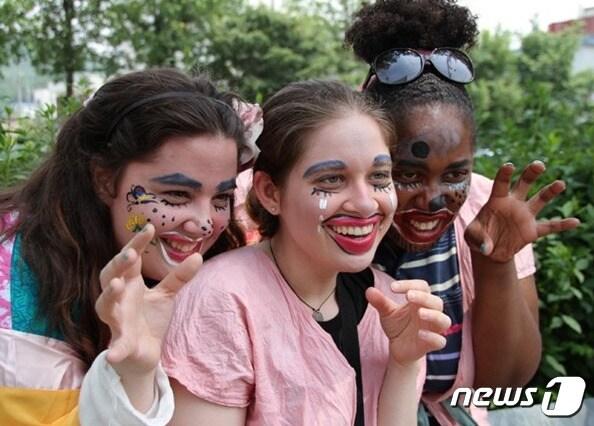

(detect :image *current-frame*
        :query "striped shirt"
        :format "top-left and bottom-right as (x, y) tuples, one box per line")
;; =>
(373, 225), (463, 393)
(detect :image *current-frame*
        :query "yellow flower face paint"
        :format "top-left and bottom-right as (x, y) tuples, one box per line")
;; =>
(125, 212), (147, 233)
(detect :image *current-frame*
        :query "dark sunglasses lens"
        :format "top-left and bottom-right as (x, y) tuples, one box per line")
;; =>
(430, 49), (474, 83)
(375, 50), (423, 84)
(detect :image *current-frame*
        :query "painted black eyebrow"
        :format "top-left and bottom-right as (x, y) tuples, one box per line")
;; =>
(373, 155), (392, 167)
(302, 160), (346, 178)
(446, 160), (472, 170)
(151, 173), (202, 189)
(216, 178), (237, 193)
(394, 159), (428, 170)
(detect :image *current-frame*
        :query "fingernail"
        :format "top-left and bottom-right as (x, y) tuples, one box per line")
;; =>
(533, 160), (545, 167)
(503, 162), (514, 168)
(480, 243), (488, 254)
(120, 249), (129, 262)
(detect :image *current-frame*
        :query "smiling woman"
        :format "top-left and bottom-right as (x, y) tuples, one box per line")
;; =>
(79, 80), (453, 426)
(0, 68), (253, 425)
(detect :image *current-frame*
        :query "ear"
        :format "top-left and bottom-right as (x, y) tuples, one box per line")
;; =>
(252, 170), (281, 215)
(91, 163), (115, 207)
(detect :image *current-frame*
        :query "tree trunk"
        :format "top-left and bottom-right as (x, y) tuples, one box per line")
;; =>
(63, 0), (75, 97)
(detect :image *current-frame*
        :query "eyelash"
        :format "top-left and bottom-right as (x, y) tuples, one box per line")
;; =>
(161, 193), (190, 207)
(213, 193), (233, 212)
(373, 182), (393, 193)
(311, 187), (335, 197)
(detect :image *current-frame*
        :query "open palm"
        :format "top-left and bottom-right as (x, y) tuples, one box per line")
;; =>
(95, 224), (202, 376)
(465, 161), (580, 263)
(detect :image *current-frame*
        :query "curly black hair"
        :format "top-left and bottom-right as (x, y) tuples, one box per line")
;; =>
(345, 0), (479, 64)
(345, 0), (478, 145)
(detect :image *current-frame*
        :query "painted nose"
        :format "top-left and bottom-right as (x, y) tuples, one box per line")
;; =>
(182, 217), (215, 239)
(414, 184), (446, 212)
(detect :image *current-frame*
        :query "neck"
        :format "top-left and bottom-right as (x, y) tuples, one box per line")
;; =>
(269, 232), (337, 304)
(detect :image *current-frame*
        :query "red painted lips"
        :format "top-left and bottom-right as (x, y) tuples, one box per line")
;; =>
(323, 215), (383, 255)
(394, 209), (454, 245)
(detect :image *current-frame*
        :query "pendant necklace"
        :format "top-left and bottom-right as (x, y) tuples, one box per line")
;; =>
(269, 242), (336, 322)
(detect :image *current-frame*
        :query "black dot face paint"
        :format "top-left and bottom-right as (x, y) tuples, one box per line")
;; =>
(152, 208), (158, 213)
(428, 195), (447, 212)
(411, 141), (430, 159)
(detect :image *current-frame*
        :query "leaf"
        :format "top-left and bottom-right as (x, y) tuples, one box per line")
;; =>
(545, 354), (567, 376)
(561, 315), (583, 334)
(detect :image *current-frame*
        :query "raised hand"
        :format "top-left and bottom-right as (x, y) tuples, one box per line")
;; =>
(95, 224), (202, 376)
(366, 280), (450, 366)
(465, 161), (580, 263)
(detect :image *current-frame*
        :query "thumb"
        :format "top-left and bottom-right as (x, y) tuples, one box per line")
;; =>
(156, 253), (203, 296)
(366, 287), (402, 318)
(464, 220), (493, 256)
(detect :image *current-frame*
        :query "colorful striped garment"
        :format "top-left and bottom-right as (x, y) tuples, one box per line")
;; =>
(0, 214), (85, 425)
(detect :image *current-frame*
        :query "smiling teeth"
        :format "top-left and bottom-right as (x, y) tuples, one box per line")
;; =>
(165, 239), (198, 253)
(410, 220), (439, 231)
(331, 224), (373, 236)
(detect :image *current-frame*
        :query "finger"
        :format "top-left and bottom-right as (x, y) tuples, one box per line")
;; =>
(490, 163), (515, 198)
(464, 221), (494, 256)
(95, 277), (126, 326)
(156, 253), (203, 296)
(407, 290), (444, 312)
(99, 224), (154, 286)
(418, 307), (451, 333)
(512, 160), (546, 200)
(418, 329), (447, 352)
(99, 248), (138, 290)
(390, 279), (430, 294)
(527, 180), (566, 215)
(537, 218), (581, 237)
(366, 287), (403, 317)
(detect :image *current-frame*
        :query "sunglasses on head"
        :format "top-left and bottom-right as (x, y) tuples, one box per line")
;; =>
(362, 47), (474, 89)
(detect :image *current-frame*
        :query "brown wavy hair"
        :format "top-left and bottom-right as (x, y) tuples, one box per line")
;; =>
(247, 80), (396, 238)
(0, 68), (246, 366)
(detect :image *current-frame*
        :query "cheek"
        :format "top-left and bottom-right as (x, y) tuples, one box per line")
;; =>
(128, 203), (181, 231)
(211, 208), (231, 237)
(444, 182), (470, 212)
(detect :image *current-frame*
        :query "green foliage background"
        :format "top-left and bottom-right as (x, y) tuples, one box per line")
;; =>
(1, 0), (593, 401)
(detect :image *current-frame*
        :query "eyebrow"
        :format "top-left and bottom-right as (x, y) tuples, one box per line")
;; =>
(446, 159), (472, 170)
(395, 159), (428, 170)
(373, 155), (392, 167)
(151, 173), (202, 189)
(302, 160), (346, 178)
(216, 178), (237, 193)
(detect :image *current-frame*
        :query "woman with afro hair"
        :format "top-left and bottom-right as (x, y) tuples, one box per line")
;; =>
(346, 1), (579, 424)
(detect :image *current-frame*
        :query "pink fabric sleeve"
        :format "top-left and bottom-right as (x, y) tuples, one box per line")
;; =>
(161, 272), (254, 408)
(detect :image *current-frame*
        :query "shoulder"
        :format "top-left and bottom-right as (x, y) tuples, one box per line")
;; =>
(176, 245), (274, 305)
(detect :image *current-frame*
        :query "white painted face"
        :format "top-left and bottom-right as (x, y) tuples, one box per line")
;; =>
(108, 134), (238, 280)
(276, 113), (397, 274)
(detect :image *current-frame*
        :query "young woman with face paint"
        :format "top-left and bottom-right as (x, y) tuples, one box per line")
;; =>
(0, 68), (257, 424)
(345, 1), (580, 424)
(80, 80), (452, 426)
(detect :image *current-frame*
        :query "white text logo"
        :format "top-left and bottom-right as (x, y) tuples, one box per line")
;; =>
(451, 376), (586, 417)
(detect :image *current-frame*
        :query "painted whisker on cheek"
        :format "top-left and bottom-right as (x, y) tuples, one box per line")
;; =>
(394, 181), (423, 191)
(389, 192), (397, 210)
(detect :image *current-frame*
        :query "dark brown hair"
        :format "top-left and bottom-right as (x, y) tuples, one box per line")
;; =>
(247, 80), (395, 238)
(0, 68), (246, 366)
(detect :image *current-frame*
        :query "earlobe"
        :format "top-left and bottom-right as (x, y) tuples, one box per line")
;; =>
(252, 170), (281, 215)
(91, 164), (115, 207)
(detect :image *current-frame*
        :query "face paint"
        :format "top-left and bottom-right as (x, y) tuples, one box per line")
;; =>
(391, 104), (474, 252)
(411, 141), (430, 159)
(389, 191), (397, 211)
(319, 198), (328, 210)
(126, 185), (159, 211)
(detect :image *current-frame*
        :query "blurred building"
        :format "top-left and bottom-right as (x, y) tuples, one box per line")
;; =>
(548, 6), (594, 74)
